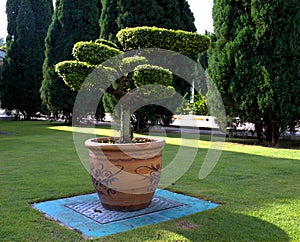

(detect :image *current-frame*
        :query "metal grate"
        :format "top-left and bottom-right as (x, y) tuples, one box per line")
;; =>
(65, 196), (185, 224)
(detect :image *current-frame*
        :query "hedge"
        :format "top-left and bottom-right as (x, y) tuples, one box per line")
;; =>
(116, 26), (210, 54)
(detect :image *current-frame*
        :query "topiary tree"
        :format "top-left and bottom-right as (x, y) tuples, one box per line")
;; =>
(55, 26), (210, 143)
(100, 1), (197, 130)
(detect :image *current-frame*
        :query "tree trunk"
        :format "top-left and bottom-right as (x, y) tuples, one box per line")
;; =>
(120, 102), (132, 143)
(255, 120), (264, 143)
(271, 121), (279, 145)
(265, 119), (279, 145)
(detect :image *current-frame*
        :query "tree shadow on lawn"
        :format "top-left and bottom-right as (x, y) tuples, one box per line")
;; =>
(158, 142), (299, 241)
(159, 209), (289, 241)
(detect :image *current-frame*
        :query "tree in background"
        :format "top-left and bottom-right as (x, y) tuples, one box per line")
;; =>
(176, 0), (197, 32)
(100, 0), (196, 42)
(0, 0), (53, 119)
(41, 0), (101, 120)
(5, 0), (20, 42)
(99, 0), (119, 43)
(208, 0), (300, 144)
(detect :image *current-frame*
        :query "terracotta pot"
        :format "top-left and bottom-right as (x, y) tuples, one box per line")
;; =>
(85, 137), (165, 211)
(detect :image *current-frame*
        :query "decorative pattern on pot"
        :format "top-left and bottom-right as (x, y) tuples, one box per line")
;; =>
(85, 137), (165, 211)
(135, 163), (161, 193)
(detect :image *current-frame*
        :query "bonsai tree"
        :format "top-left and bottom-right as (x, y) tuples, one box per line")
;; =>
(55, 26), (210, 143)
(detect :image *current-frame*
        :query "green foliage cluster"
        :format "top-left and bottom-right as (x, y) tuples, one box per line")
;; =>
(55, 38), (174, 95)
(176, 93), (208, 115)
(56, 26), (209, 94)
(72, 41), (123, 65)
(55, 61), (95, 91)
(100, 0), (196, 43)
(208, 0), (300, 144)
(117, 27), (210, 55)
(95, 38), (118, 49)
(120, 56), (148, 72)
(41, 0), (101, 119)
(193, 94), (208, 115)
(133, 64), (173, 87)
(0, 0), (53, 119)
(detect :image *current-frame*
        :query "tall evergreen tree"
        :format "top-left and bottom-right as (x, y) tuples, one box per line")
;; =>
(208, 0), (300, 144)
(177, 0), (197, 32)
(115, 0), (164, 29)
(156, 0), (182, 29)
(100, 0), (196, 42)
(0, 0), (53, 119)
(99, 0), (119, 42)
(5, 0), (20, 43)
(41, 0), (101, 119)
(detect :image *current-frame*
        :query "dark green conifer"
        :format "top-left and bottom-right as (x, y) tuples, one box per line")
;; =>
(41, 0), (101, 119)
(208, 0), (300, 144)
(99, 0), (119, 42)
(0, 0), (53, 119)
(100, 0), (196, 43)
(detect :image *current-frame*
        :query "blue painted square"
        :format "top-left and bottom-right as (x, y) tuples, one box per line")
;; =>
(32, 189), (218, 238)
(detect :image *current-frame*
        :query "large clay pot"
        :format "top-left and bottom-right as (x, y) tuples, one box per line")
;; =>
(85, 137), (165, 211)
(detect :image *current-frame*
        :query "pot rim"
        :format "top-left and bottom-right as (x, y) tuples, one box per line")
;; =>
(85, 137), (165, 151)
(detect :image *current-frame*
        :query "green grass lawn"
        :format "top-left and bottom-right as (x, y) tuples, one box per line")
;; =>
(0, 121), (299, 241)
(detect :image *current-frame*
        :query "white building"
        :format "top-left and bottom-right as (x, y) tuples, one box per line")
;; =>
(0, 49), (5, 67)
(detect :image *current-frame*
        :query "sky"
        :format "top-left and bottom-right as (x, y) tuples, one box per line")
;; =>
(0, 0), (213, 41)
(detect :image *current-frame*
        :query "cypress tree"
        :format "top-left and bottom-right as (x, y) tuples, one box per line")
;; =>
(177, 0), (197, 31)
(254, 0), (300, 143)
(208, 0), (300, 144)
(156, 0), (182, 30)
(99, 0), (119, 42)
(0, 0), (53, 119)
(5, 0), (20, 42)
(115, 0), (165, 29)
(41, 0), (101, 119)
(100, 0), (196, 43)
